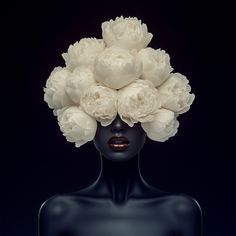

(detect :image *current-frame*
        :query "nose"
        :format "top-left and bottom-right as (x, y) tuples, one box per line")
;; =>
(111, 115), (125, 132)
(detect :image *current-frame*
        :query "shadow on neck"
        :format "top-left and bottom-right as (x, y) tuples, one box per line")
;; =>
(77, 152), (163, 204)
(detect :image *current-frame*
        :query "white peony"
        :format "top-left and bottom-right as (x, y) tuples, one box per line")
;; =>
(141, 109), (179, 142)
(80, 84), (117, 126)
(157, 73), (195, 114)
(66, 67), (96, 104)
(94, 46), (141, 89)
(118, 80), (161, 126)
(44, 67), (73, 110)
(138, 48), (173, 87)
(102, 16), (153, 51)
(43, 17), (196, 147)
(57, 106), (97, 148)
(62, 38), (105, 70)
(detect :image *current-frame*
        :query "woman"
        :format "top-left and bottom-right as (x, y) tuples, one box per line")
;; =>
(40, 16), (202, 235)
(39, 115), (202, 236)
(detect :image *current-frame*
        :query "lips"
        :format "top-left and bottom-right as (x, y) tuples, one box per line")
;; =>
(108, 136), (130, 151)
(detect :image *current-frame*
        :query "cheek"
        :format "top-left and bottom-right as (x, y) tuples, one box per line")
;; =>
(130, 137), (146, 153)
(130, 130), (146, 147)
(93, 138), (107, 153)
(93, 131), (111, 153)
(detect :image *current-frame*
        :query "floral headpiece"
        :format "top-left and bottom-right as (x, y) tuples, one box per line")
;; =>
(44, 16), (195, 148)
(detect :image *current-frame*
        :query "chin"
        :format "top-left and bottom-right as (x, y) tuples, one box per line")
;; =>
(102, 150), (138, 162)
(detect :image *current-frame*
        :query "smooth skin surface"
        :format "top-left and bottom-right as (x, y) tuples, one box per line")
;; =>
(39, 115), (202, 236)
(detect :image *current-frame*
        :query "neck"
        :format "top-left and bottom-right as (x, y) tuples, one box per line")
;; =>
(93, 153), (149, 203)
(78, 153), (163, 203)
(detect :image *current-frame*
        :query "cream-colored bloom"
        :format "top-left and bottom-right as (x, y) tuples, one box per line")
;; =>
(94, 46), (141, 89)
(158, 73), (195, 114)
(138, 48), (173, 87)
(102, 16), (153, 51)
(57, 106), (97, 148)
(43, 17), (196, 147)
(62, 38), (105, 70)
(66, 67), (96, 104)
(141, 109), (179, 142)
(118, 80), (161, 126)
(44, 67), (72, 110)
(80, 84), (117, 126)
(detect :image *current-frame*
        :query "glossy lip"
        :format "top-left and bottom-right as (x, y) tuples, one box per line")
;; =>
(108, 136), (130, 151)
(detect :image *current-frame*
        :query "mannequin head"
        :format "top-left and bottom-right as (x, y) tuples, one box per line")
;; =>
(93, 115), (146, 162)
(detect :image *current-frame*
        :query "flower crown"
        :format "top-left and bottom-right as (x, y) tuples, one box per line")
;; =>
(44, 16), (195, 148)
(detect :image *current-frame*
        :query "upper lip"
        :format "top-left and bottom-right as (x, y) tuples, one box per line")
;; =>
(108, 136), (130, 145)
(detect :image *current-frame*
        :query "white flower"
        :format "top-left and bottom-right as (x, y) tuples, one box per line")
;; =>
(62, 38), (105, 70)
(66, 67), (96, 104)
(157, 73), (195, 114)
(44, 67), (73, 110)
(80, 84), (117, 126)
(138, 48), (173, 87)
(102, 16), (153, 51)
(141, 109), (179, 142)
(57, 106), (97, 148)
(118, 80), (161, 126)
(43, 17), (196, 147)
(94, 46), (141, 89)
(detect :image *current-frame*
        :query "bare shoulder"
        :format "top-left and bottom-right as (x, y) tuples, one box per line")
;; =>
(163, 193), (202, 233)
(167, 194), (202, 217)
(39, 192), (103, 220)
(39, 194), (76, 219)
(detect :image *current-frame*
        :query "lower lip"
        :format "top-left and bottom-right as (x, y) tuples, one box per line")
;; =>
(108, 143), (129, 151)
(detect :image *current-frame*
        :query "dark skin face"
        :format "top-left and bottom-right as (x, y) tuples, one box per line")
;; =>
(93, 115), (147, 162)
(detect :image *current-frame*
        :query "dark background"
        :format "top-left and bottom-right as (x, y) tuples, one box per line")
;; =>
(3, 0), (235, 235)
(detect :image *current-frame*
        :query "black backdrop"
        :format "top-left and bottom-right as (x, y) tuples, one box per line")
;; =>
(3, 1), (235, 235)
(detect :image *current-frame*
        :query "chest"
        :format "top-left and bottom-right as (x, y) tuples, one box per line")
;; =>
(64, 200), (175, 236)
